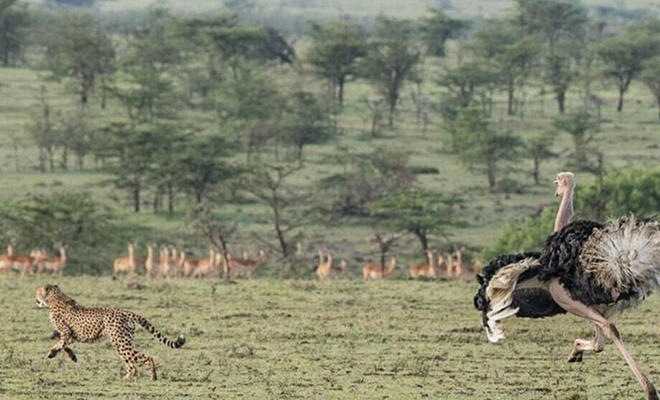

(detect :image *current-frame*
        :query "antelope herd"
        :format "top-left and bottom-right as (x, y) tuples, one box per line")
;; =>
(318, 247), (483, 282)
(113, 243), (268, 279)
(0, 245), (67, 275)
(0, 241), (482, 282)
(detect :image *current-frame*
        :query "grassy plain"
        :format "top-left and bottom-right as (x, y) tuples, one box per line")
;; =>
(2, 275), (660, 399)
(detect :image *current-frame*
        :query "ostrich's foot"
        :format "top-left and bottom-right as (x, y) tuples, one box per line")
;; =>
(567, 349), (583, 363)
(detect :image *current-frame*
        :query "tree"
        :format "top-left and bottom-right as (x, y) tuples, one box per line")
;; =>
(215, 61), (284, 162)
(112, 8), (181, 125)
(283, 91), (337, 159)
(369, 188), (462, 254)
(307, 20), (367, 107)
(419, 9), (468, 58)
(0, 0), (30, 67)
(42, 13), (114, 106)
(361, 17), (421, 127)
(368, 232), (401, 272)
(189, 202), (239, 262)
(102, 124), (161, 212)
(436, 61), (499, 117)
(26, 86), (56, 172)
(177, 135), (238, 204)
(641, 56), (660, 119)
(525, 132), (557, 186)
(597, 20), (660, 112)
(472, 20), (537, 116)
(448, 109), (523, 191)
(316, 147), (414, 217)
(514, 0), (588, 113)
(243, 163), (305, 258)
(56, 108), (93, 170)
(553, 111), (598, 170)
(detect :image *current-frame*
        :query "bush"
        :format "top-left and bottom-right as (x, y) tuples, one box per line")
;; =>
(486, 208), (554, 260)
(576, 167), (660, 220)
(0, 192), (152, 275)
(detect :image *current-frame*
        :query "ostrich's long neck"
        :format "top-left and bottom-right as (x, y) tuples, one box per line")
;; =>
(554, 187), (574, 232)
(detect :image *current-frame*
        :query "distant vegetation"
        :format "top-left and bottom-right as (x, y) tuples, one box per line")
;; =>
(0, 0), (659, 274)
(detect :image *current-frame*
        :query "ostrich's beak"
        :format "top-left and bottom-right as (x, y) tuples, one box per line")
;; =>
(554, 179), (560, 197)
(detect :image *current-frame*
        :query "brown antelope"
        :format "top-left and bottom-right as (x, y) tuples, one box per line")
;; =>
(363, 257), (397, 281)
(445, 253), (456, 277)
(144, 244), (156, 278)
(472, 258), (484, 273)
(193, 249), (218, 279)
(176, 250), (186, 276)
(0, 244), (14, 273)
(114, 243), (138, 276)
(436, 254), (448, 275)
(452, 248), (465, 278)
(159, 247), (175, 278)
(12, 248), (43, 275)
(316, 250), (346, 280)
(226, 250), (266, 279)
(36, 246), (67, 275)
(183, 251), (198, 278)
(409, 250), (436, 279)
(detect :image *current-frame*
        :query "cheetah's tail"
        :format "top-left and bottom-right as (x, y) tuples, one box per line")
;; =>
(131, 314), (185, 349)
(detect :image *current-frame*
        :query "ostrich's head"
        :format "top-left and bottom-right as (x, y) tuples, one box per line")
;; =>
(554, 172), (575, 197)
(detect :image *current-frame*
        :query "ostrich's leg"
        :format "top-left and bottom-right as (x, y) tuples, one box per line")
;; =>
(568, 324), (605, 363)
(548, 281), (658, 400)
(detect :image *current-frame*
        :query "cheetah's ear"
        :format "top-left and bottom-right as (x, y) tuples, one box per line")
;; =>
(45, 284), (58, 292)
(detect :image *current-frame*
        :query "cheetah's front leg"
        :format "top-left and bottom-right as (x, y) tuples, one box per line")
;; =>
(47, 329), (75, 362)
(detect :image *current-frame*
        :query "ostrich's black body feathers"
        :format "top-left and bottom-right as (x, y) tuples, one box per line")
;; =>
(538, 219), (646, 306)
(474, 252), (565, 325)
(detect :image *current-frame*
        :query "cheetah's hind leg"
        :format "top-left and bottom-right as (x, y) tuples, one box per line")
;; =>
(63, 347), (77, 362)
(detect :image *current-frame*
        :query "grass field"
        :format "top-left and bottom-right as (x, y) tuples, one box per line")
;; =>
(2, 275), (660, 399)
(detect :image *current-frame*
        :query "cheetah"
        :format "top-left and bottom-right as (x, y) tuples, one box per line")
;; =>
(36, 284), (185, 380)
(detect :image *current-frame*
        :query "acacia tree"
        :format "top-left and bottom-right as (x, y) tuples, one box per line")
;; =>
(283, 91), (337, 159)
(177, 135), (238, 204)
(553, 111), (598, 170)
(112, 8), (181, 125)
(0, 0), (30, 67)
(42, 13), (114, 107)
(189, 202), (239, 263)
(216, 61), (284, 162)
(525, 132), (557, 185)
(473, 20), (537, 116)
(243, 163), (305, 258)
(641, 56), (660, 118)
(449, 109), (523, 191)
(26, 86), (56, 172)
(597, 20), (660, 112)
(307, 20), (367, 107)
(361, 17), (421, 127)
(514, 0), (588, 113)
(369, 188), (462, 255)
(419, 9), (468, 58)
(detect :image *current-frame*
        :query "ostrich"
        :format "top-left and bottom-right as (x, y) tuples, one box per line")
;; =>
(475, 172), (660, 400)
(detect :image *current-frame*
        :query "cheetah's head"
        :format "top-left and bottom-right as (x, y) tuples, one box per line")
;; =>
(36, 284), (60, 308)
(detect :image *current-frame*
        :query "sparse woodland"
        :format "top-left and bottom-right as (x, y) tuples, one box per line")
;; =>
(0, 0), (659, 277)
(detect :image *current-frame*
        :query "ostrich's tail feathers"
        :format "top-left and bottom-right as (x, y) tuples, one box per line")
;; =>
(484, 257), (538, 342)
(581, 216), (660, 295)
(474, 253), (542, 343)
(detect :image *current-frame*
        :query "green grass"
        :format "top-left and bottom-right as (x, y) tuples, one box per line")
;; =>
(2, 275), (660, 399)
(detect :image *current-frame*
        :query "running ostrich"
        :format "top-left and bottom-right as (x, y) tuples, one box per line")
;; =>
(475, 172), (660, 400)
